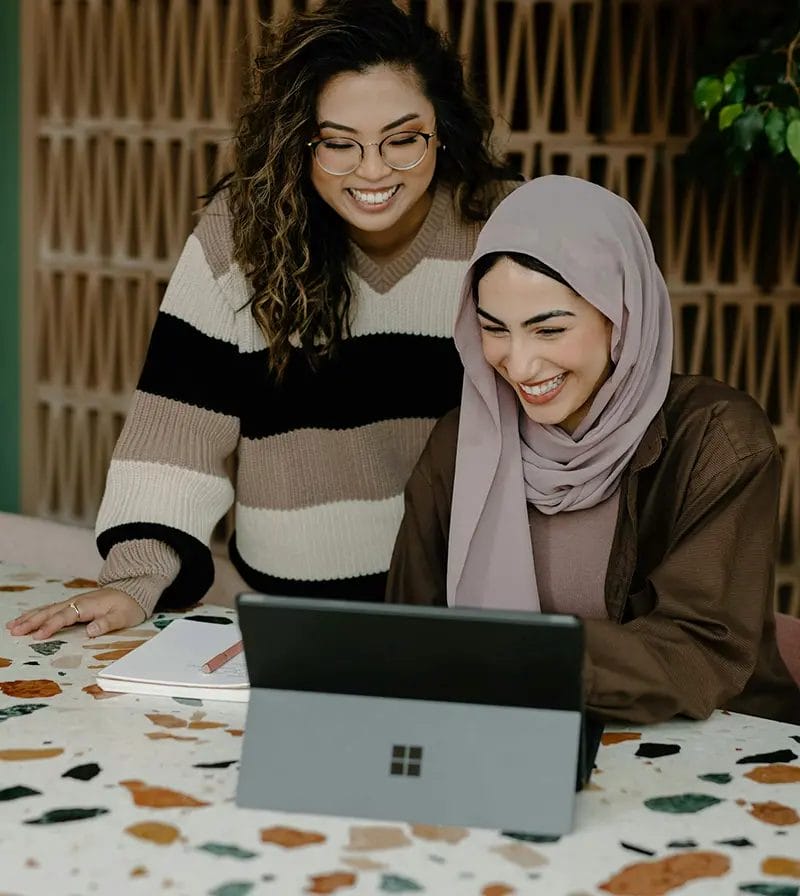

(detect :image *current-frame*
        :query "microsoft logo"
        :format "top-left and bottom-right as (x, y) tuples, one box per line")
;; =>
(390, 744), (423, 777)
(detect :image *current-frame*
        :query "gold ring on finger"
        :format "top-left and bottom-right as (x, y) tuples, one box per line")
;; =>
(68, 601), (81, 621)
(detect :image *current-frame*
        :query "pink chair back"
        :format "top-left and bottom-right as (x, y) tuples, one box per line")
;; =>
(776, 612), (800, 687)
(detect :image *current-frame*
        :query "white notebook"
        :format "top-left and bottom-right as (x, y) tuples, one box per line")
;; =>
(96, 618), (249, 702)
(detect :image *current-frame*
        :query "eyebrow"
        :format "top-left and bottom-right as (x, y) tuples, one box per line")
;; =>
(317, 113), (422, 135)
(476, 307), (576, 327)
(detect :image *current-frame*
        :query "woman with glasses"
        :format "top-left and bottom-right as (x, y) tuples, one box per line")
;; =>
(9, 0), (519, 640)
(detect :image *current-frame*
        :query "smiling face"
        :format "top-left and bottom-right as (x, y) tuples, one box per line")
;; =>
(309, 64), (439, 257)
(476, 256), (614, 434)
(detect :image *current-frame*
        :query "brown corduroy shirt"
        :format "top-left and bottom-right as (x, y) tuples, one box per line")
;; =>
(386, 375), (800, 726)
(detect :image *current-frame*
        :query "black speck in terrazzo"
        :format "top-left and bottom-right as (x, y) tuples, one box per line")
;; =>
(428, 855), (445, 864)
(62, 763), (101, 781)
(262, 875), (275, 882)
(193, 760), (238, 769)
(667, 840), (698, 849)
(635, 743), (681, 759)
(184, 615), (233, 625)
(0, 785), (41, 801)
(715, 837), (754, 847)
(791, 736), (800, 744)
(502, 830), (561, 843)
(621, 841), (656, 856)
(736, 749), (798, 765)
(57, 672), (66, 676)
(22, 661), (39, 666)
(24, 807), (110, 824)
(736, 885), (799, 896)
(776, 831), (788, 836)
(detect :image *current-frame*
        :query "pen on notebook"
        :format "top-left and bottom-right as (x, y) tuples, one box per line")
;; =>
(201, 639), (244, 674)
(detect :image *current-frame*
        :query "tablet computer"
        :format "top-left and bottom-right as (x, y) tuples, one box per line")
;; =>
(236, 594), (601, 834)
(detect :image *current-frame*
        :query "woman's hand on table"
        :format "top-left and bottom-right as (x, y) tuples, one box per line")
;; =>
(5, 588), (148, 640)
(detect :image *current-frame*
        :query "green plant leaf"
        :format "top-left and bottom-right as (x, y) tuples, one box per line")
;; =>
(732, 107), (764, 150)
(765, 108), (787, 154)
(787, 119), (800, 165)
(723, 65), (746, 103)
(786, 106), (800, 124)
(719, 103), (744, 130)
(694, 76), (724, 115)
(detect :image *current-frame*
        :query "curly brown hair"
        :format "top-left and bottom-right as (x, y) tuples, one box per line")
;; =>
(224, 0), (514, 380)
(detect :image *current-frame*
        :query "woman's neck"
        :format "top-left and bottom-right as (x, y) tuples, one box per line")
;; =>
(348, 188), (434, 263)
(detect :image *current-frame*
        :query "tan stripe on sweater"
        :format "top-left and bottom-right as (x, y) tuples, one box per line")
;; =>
(114, 392), (239, 476)
(236, 418), (437, 510)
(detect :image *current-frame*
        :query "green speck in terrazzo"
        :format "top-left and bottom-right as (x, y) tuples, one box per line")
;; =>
(0, 785), (41, 801)
(198, 843), (259, 860)
(29, 640), (67, 656)
(698, 773), (733, 784)
(380, 874), (424, 892)
(644, 793), (723, 813)
(0, 704), (49, 723)
(208, 883), (255, 896)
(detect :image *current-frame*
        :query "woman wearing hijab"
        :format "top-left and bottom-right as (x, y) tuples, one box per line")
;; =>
(386, 175), (800, 725)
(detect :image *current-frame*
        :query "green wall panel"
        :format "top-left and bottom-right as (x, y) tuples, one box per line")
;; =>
(0, 0), (20, 512)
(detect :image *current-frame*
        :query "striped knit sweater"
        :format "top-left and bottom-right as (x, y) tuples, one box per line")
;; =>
(95, 182), (511, 616)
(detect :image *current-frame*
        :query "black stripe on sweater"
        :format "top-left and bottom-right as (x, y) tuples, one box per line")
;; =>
(137, 313), (241, 418)
(97, 523), (215, 611)
(137, 313), (463, 435)
(240, 333), (463, 438)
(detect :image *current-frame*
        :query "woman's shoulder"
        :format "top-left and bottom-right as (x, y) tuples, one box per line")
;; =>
(416, 407), (461, 484)
(191, 188), (237, 282)
(664, 374), (777, 461)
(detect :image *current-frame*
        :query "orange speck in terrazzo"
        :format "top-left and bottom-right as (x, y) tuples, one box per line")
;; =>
(82, 684), (119, 699)
(0, 679), (62, 698)
(599, 851), (729, 895)
(119, 779), (209, 808)
(125, 822), (182, 845)
(744, 765), (800, 784)
(0, 748), (64, 761)
(749, 801), (800, 826)
(602, 732), (642, 745)
(145, 713), (188, 729)
(260, 826), (326, 848)
(306, 871), (357, 893)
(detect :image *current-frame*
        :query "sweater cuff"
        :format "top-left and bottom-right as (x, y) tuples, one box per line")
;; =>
(98, 539), (181, 619)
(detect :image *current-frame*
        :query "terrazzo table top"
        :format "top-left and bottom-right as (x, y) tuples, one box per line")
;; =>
(2, 562), (800, 896)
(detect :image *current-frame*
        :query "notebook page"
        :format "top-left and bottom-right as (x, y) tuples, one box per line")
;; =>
(98, 618), (247, 689)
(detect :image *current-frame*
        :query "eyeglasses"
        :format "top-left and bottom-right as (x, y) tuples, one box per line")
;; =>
(307, 130), (437, 176)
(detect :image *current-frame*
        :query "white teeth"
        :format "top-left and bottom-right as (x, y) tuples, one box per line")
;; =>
(520, 373), (566, 396)
(349, 186), (399, 205)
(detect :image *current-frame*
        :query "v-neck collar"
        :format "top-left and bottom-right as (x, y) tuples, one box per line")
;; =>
(349, 183), (452, 294)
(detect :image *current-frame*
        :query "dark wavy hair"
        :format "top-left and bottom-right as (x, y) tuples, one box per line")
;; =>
(472, 253), (574, 301)
(220, 0), (515, 379)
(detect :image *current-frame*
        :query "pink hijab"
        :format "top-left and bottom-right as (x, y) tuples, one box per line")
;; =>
(447, 176), (673, 611)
